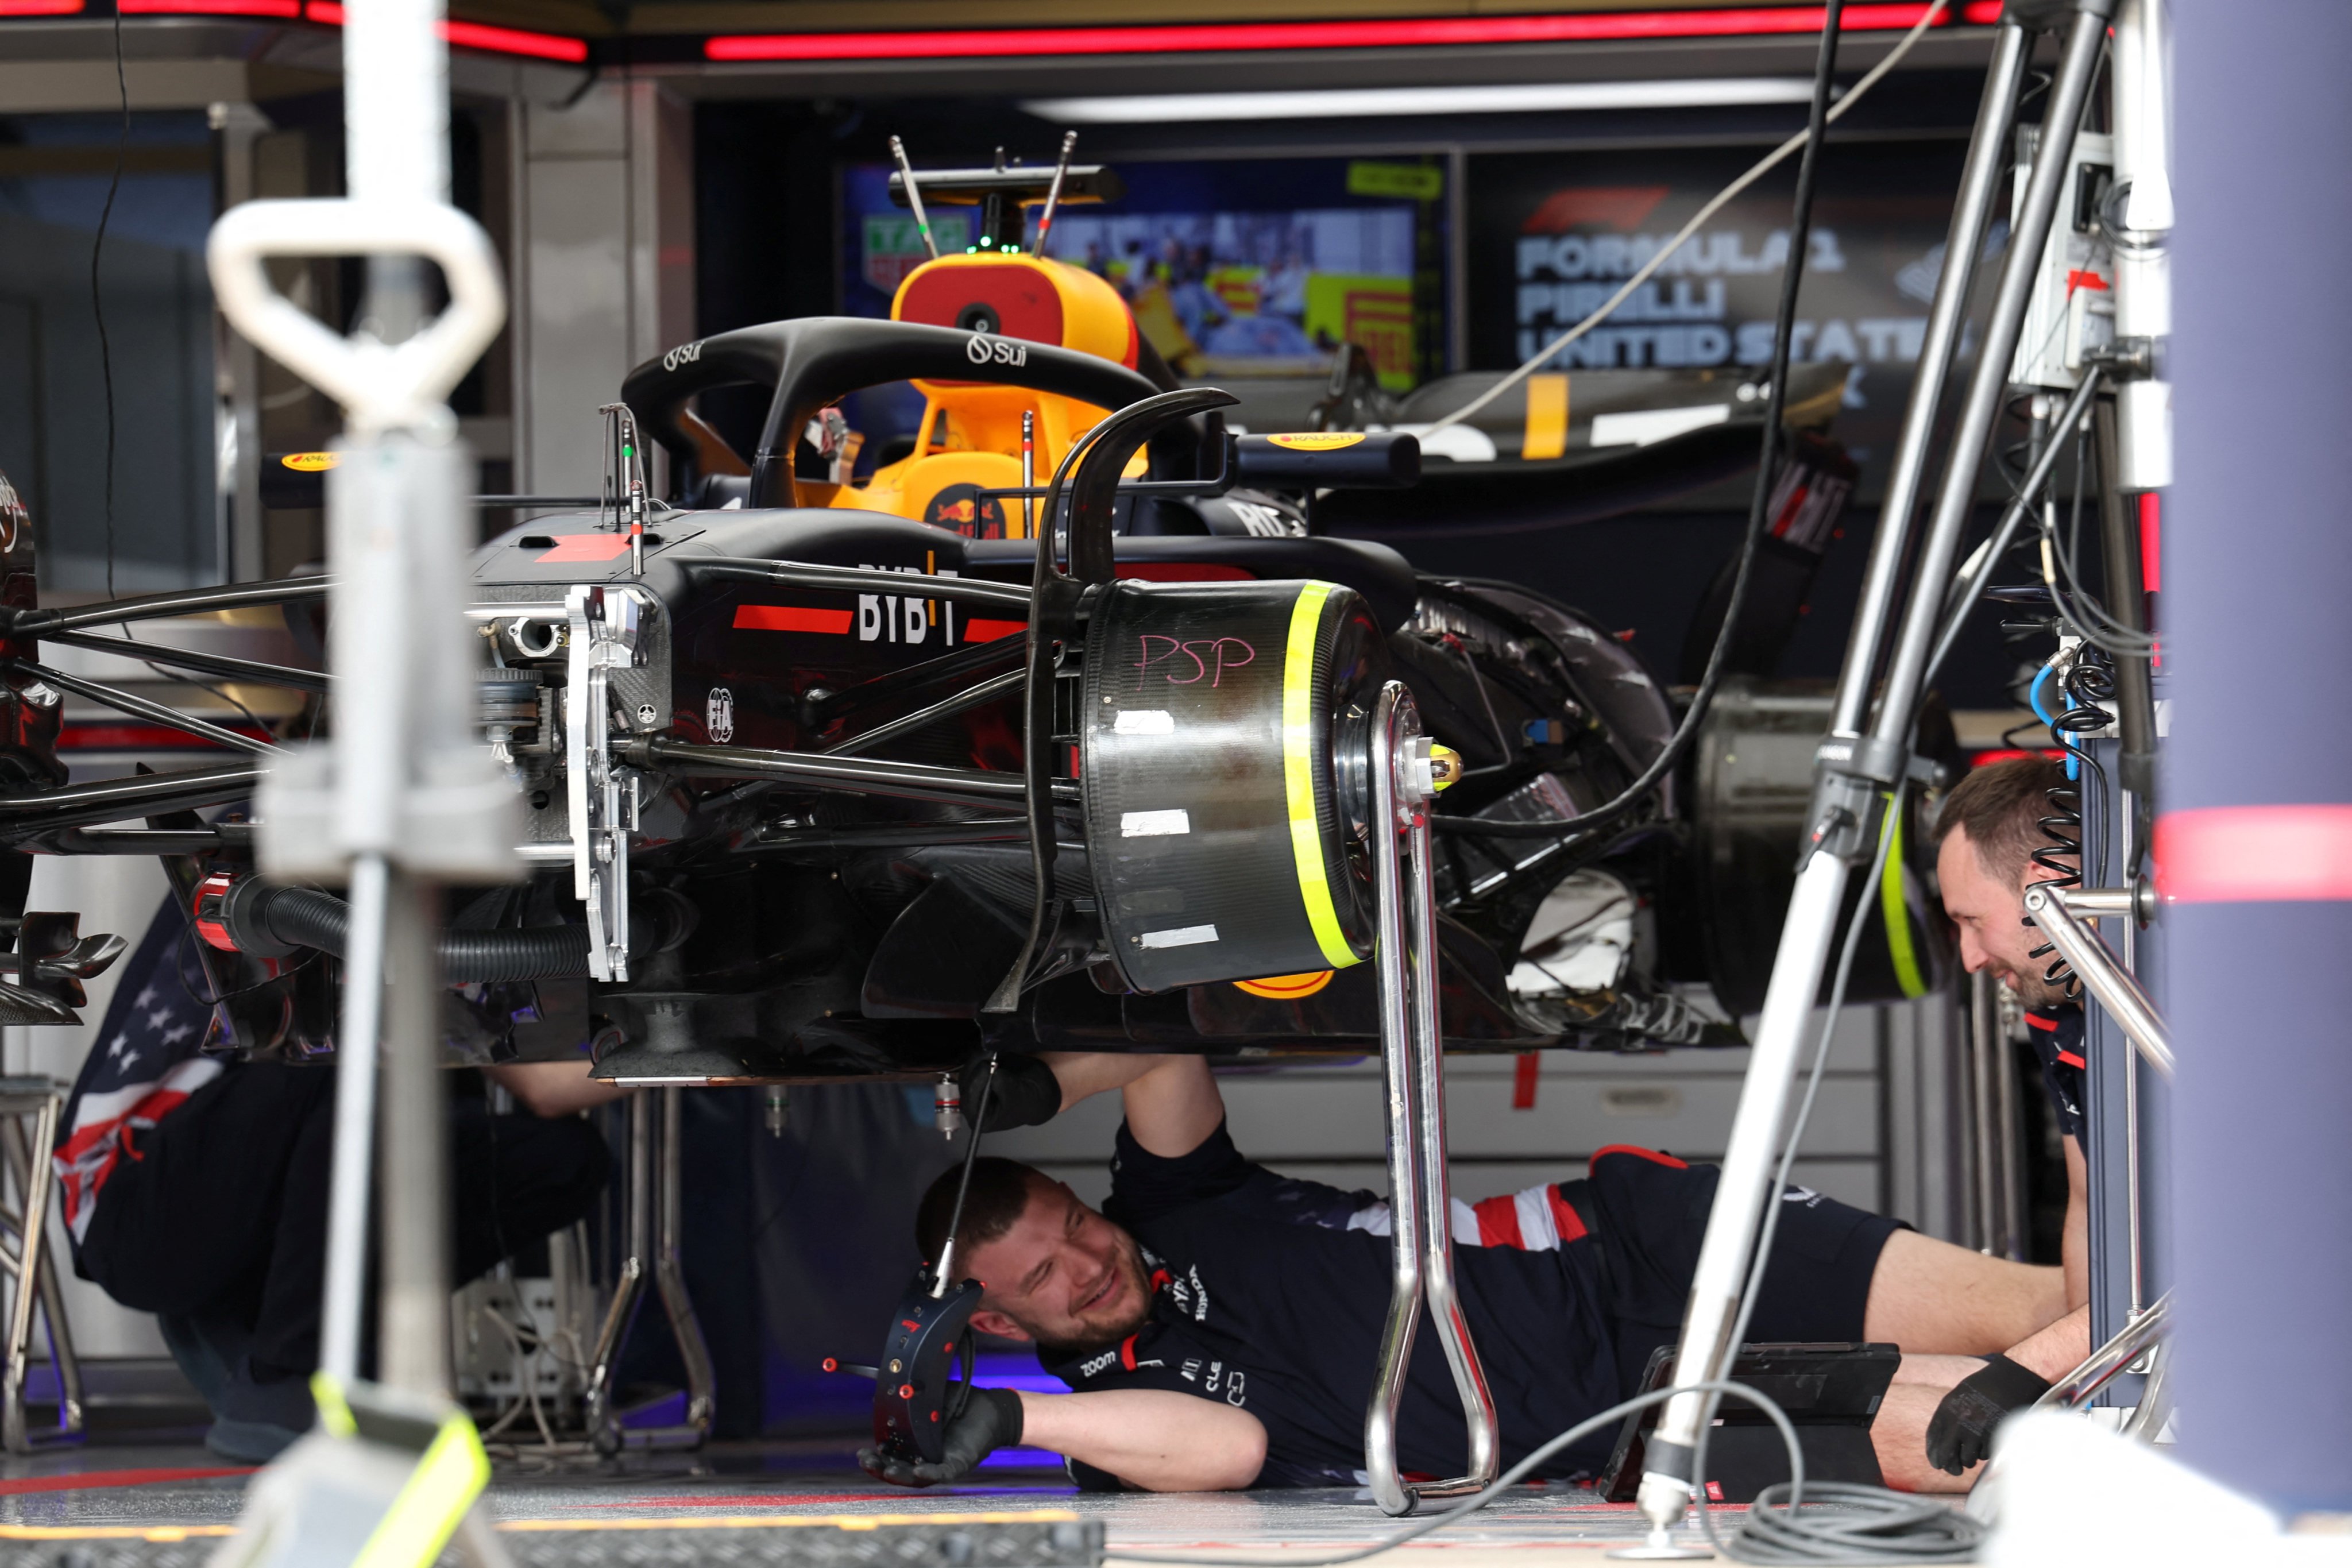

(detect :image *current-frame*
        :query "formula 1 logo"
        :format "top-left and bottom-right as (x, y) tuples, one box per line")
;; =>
(662, 339), (705, 373)
(965, 333), (1028, 368)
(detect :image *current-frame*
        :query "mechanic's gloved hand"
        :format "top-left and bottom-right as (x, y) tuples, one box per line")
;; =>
(965, 1053), (1061, 1133)
(1924, 1353), (2051, 1475)
(859, 1387), (1025, 1486)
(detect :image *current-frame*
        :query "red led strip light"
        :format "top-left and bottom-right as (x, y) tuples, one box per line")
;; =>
(304, 2), (586, 60)
(0, 0), (86, 16)
(709, 1), (2004, 64)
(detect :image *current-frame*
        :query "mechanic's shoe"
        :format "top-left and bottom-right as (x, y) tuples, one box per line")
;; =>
(207, 1365), (315, 1463)
(204, 1415), (306, 1464)
(156, 1311), (250, 1415)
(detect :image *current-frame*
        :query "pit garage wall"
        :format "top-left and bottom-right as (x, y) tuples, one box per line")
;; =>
(509, 81), (694, 501)
(986, 997), (1977, 1245)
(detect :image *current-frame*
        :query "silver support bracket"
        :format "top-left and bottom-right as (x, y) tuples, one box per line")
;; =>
(565, 585), (646, 982)
(2023, 886), (2175, 1079)
(1364, 681), (1500, 1517)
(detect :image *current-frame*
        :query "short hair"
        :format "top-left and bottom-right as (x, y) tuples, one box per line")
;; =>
(916, 1157), (1050, 1268)
(1934, 755), (2071, 885)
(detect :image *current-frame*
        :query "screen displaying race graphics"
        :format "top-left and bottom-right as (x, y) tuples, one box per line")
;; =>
(841, 155), (1449, 391)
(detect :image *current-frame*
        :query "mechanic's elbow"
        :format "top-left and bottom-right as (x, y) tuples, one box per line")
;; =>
(1193, 1419), (1266, 1492)
(1223, 1420), (1268, 1489)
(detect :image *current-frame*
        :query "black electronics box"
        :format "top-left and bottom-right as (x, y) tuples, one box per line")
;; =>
(1597, 1342), (1900, 1504)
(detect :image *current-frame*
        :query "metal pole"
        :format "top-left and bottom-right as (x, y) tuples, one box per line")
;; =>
(1404, 760), (1499, 1501)
(376, 872), (449, 1393)
(1365, 683), (1427, 1519)
(1969, 971), (2002, 1254)
(319, 852), (387, 1387)
(2023, 887), (2174, 1078)
(1637, 14), (2113, 1538)
(1826, 17), (2031, 740)
(652, 1087), (716, 1436)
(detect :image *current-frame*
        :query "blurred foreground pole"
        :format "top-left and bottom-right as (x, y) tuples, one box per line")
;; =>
(2162, 0), (2352, 1515)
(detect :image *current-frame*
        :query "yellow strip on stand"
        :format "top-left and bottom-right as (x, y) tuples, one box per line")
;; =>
(1281, 582), (1358, 971)
(1521, 373), (1570, 460)
(1879, 794), (1927, 999)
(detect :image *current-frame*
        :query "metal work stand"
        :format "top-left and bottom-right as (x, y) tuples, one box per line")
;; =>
(1631, 1), (2122, 1546)
(1363, 682), (1500, 1517)
(583, 1088), (715, 1453)
(0, 1076), (80, 1451)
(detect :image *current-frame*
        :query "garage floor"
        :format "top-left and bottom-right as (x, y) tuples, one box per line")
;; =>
(0, 1432), (1828, 1563)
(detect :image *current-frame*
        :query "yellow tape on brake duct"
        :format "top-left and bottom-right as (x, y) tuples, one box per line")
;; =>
(1283, 582), (1359, 970)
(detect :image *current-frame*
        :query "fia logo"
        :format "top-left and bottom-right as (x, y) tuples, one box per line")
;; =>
(965, 333), (1029, 368)
(662, 339), (705, 373)
(705, 686), (735, 743)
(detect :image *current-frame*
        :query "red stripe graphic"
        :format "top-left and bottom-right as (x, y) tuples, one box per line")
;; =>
(1591, 1144), (1687, 1171)
(534, 534), (635, 563)
(0, 1466), (252, 1496)
(963, 618), (1026, 643)
(2023, 1012), (2059, 1032)
(2056, 1051), (2087, 1069)
(1546, 1187), (1589, 1243)
(733, 605), (853, 635)
(1472, 1193), (1524, 1249)
(2157, 805), (2352, 903)
(709, 4), (1973, 63)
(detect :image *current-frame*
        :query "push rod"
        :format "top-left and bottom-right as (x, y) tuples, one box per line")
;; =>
(823, 669), (1025, 758)
(630, 736), (1070, 809)
(1638, 5), (2111, 1539)
(4, 659), (286, 758)
(5, 576), (331, 638)
(683, 558), (1033, 612)
(42, 630), (329, 694)
(0, 764), (262, 818)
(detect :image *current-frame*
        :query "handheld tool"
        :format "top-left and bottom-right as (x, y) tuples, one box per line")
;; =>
(839, 1056), (999, 1466)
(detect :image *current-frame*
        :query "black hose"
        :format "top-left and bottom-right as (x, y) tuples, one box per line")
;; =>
(232, 883), (638, 982)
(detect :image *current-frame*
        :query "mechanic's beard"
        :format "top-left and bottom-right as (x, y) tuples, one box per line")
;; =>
(2008, 957), (2076, 1012)
(1027, 1236), (1154, 1362)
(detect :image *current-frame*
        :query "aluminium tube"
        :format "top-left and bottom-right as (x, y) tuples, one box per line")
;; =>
(1635, 848), (1853, 1527)
(377, 872), (449, 1395)
(2022, 886), (2175, 1077)
(319, 853), (388, 1387)
(1404, 779), (1501, 1500)
(1865, 1), (2119, 754)
(1364, 683), (1427, 1517)
(1826, 17), (2032, 740)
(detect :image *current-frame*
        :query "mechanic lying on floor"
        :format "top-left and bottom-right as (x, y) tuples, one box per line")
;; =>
(53, 897), (624, 1463)
(864, 1048), (2084, 1495)
(1923, 753), (2099, 1476)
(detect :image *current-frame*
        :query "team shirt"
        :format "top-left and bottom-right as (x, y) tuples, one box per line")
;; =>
(53, 901), (223, 1246)
(2023, 1006), (2087, 1148)
(1039, 1119), (1624, 1488)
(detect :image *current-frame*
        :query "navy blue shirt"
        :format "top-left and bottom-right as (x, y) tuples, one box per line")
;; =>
(2025, 1006), (2087, 1149)
(1039, 1119), (1622, 1488)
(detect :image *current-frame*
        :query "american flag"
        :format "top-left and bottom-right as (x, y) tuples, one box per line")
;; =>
(52, 898), (222, 1245)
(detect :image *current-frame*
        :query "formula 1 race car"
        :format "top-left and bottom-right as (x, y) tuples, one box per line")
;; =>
(0, 168), (1947, 1082)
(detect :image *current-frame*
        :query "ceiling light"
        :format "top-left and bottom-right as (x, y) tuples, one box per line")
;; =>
(1022, 79), (1821, 125)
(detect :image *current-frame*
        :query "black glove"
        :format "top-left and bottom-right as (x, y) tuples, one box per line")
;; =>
(859, 1387), (1025, 1486)
(965, 1053), (1061, 1133)
(1924, 1353), (2050, 1475)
